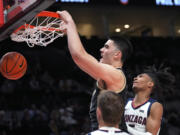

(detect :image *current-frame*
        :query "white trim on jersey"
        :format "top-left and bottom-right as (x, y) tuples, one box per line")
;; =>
(87, 126), (129, 135)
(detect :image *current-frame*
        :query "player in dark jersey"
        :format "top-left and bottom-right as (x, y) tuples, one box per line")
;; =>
(89, 67), (128, 131)
(124, 66), (175, 135)
(57, 10), (133, 131)
(87, 91), (129, 135)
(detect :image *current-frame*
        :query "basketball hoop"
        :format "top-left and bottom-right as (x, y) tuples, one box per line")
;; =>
(10, 11), (64, 47)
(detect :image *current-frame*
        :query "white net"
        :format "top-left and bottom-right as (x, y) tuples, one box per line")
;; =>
(10, 11), (64, 47)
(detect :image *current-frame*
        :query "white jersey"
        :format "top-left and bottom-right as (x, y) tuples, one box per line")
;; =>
(124, 98), (157, 133)
(87, 127), (129, 135)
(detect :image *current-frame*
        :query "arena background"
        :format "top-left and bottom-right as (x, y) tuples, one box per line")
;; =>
(0, 0), (180, 135)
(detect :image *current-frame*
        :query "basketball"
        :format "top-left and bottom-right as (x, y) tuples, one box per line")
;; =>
(0, 52), (27, 80)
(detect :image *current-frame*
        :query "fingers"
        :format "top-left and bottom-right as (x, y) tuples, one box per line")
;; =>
(59, 21), (67, 34)
(56, 10), (72, 23)
(57, 10), (75, 34)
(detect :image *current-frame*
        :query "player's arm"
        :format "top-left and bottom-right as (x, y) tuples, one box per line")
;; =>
(146, 102), (163, 135)
(57, 11), (124, 89)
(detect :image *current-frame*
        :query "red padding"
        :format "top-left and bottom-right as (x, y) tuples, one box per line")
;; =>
(0, 0), (4, 27)
(8, 6), (22, 20)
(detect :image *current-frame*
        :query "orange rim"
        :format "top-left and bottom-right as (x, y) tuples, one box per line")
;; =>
(13, 24), (35, 34)
(12, 11), (62, 34)
(13, 24), (63, 34)
(36, 11), (61, 18)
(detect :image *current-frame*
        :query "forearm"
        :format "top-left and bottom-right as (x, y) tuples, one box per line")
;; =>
(127, 125), (152, 135)
(66, 20), (87, 59)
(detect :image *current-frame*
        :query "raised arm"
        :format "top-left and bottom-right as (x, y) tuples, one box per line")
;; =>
(57, 11), (125, 91)
(146, 102), (163, 135)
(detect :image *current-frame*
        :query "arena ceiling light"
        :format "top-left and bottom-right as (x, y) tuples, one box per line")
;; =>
(115, 28), (121, 33)
(177, 29), (180, 34)
(124, 24), (130, 29)
(120, 0), (129, 5)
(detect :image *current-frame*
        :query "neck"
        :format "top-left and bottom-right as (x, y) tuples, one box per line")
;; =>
(112, 62), (123, 69)
(99, 121), (119, 129)
(134, 90), (150, 104)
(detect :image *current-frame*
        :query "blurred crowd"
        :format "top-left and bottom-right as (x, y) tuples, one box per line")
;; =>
(0, 36), (180, 135)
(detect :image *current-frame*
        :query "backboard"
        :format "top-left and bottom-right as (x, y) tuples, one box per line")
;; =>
(0, 0), (56, 42)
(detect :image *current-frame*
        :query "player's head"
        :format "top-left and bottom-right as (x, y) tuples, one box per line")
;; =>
(96, 91), (124, 127)
(133, 65), (175, 98)
(100, 36), (133, 65)
(132, 73), (154, 94)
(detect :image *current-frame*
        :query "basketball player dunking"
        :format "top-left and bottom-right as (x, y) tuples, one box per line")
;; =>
(124, 66), (175, 135)
(57, 10), (133, 131)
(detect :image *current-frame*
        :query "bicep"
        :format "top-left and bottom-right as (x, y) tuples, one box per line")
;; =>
(146, 103), (163, 135)
(73, 52), (101, 80)
(73, 52), (119, 82)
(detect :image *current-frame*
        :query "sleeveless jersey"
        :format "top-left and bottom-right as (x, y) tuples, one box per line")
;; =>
(124, 98), (157, 133)
(87, 127), (129, 135)
(89, 68), (127, 131)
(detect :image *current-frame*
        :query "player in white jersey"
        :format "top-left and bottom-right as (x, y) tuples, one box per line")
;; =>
(125, 98), (157, 135)
(124, 66), (175, 135)
(87, 91), (129, 135)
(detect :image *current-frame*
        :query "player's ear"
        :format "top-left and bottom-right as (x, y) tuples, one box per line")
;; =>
(96, 107), (102, 121)
(148, 81), (154, 88)
(114, 51), (122, 59)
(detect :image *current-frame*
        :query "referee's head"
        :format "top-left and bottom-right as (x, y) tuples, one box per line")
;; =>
(97, 91), (124, 127)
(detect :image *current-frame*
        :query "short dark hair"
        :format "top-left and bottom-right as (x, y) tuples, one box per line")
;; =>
(97, 91), (124, 126)
(109, 36), (133, 63)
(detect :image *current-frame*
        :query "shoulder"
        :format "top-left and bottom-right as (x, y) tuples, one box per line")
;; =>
(147, 99), (162, 116)
(117, 68), (126, 78)
(125, 98), (133, 104)
(98, 64), (125, 81)
(148, 98), (157, 103)
(123, 133), (130, 135)
(127, 98), (133, 102)
(118, 131), (130, 135)
(98, 66), (126, 92)
(112, 68), (126, 93)
(86, 130), (102, 135)
(87, 129), (130, 135)
(151, 102), (163, 112)
(149, 102), (163, 117)
(119, 131), (130, 135)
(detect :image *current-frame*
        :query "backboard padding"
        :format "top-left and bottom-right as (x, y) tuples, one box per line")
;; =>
(0, 0), (56, 42)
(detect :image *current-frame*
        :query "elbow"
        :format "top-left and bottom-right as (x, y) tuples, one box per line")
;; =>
(71, 52), (83, 63)
(71, 49), (86, 62)
(71, 53), (80, 62)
